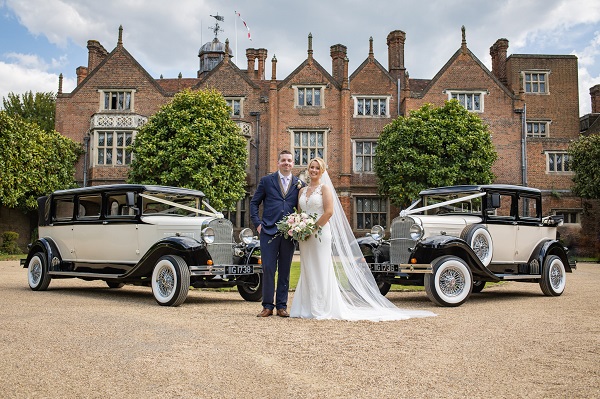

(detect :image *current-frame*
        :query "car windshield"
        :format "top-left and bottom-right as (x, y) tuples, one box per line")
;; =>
(141, 192), (203, 216)
(422, 193), (483, 215)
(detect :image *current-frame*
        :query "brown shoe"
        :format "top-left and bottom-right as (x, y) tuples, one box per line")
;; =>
(257, 308), (273, 317)
(276, 308), (290, 317)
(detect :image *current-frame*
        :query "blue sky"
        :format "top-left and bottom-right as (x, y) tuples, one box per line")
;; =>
(2, 0), (600, 115)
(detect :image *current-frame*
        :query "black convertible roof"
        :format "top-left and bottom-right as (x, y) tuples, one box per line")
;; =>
(419, 184), (541, 196)
(49, 184), (205, 197)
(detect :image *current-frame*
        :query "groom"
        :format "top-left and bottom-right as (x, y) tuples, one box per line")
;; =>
(250, 150), (302, 317)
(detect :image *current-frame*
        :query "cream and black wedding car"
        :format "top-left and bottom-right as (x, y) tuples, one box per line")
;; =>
(23, 184), (262, 306)
(358, 185), (575, 307)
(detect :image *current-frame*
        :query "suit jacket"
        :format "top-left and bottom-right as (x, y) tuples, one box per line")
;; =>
(250, 172), (303, 236)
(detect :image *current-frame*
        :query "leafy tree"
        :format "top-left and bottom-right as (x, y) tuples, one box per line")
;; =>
(375, 100), (497, 207)
(2, 91), (55, 133)
(0, 111), (81, 210)
(128, 89), (248, 210)
(569, 133), (600, 199)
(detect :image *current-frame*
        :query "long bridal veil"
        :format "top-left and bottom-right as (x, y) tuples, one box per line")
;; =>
(321, 171), (436, 319)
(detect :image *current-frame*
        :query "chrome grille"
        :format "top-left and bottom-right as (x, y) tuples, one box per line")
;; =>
(207, 218), (234, 265)
(390, 216), (416, 265)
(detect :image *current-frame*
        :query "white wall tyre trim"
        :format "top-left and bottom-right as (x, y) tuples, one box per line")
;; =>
(461, 225), (493, 267)
(151, 255), (190, 306)
(540, 255), (566, 296)
(28, 253), (51, 291)
(425, 256), (473, 307)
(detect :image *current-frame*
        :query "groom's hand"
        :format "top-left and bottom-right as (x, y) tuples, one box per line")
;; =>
(257, 224), (262, 234)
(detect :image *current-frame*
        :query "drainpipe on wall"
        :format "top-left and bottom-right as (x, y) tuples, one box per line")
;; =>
(521, 103), (528, 187)
(249, 112), (260, 190)
(83, 133), (90, 187)
(397, 78), (401, 116)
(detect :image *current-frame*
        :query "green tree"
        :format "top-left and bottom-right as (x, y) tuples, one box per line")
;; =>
(0, 111), (81, 210)
(375, 100), (497, 207)
(128, 89), (248, 210)
(569, 133), (600, 199)
(2, 91), (56, 133)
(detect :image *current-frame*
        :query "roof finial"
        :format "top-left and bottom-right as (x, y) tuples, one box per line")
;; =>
(369, 36), (374, 59)
(118, 25), (123, 47)
(58, 73), (63, 94)
(461, 25), (467, 52)
(308, 33), (313, 60)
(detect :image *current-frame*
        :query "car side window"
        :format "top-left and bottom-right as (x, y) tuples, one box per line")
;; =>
(486, 193), (515, 221)
(53, 197), (75, 221)
(78, 194), (102, 219)
(518, 195), (541, 222)
(107, 193), (136, 217)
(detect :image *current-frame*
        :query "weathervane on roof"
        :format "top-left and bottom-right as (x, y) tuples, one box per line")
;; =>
(209, 13), (224, 39)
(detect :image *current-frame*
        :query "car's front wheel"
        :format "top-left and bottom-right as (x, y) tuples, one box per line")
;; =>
(151, 255), (190, 306)
(237, 273), (263, 302)
(27, 252), (51, 291)
(425, 256), (473, 307)
(539, 255), (566, 296)
(375, 275), (391, 296)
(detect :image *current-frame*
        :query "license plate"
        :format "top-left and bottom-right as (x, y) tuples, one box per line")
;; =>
(226, 265), (253, 274)
(370, 263), (399, 272)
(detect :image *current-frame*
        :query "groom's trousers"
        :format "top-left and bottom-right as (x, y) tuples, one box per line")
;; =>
(260, 232), (295, 310)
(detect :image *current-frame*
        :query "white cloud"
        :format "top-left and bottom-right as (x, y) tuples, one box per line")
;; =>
(0, 60), (76, 102)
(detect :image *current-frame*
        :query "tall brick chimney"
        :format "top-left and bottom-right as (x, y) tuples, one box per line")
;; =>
(87, 40), (108, 72)
(246, 48), (257, 78)
(387, 30), (406, 80)
(330, 44), (347, 84)
(76, 66), (88, 85)
(490, 38), (509, 86)
(590, 85), (600, 113)
(257, 48), (267, 80)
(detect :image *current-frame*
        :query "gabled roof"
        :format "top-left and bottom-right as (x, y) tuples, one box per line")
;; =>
(193, 56), (260, 90)
(349, 57), (396, 84)
(67, 44), (168, 97)
(413, 46), (514, 99)
(278, 57), (341, 90)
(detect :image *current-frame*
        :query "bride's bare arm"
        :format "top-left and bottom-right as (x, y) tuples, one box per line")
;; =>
(317, 184), (334, 226)
(298, 187), (305, 211)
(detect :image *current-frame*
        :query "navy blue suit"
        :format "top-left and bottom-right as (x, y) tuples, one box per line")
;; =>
(250, 172), (302, 310)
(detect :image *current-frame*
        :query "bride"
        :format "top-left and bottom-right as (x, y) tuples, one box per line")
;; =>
(289, 158), (436, 321)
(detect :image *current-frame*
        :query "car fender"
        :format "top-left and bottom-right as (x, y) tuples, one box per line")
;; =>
(357, 236), (389, 263)
(414, 235), (500, 281)
(22, 238), (63, 271)
(528, 239), (574, 273)
(127, 236), (206, 278)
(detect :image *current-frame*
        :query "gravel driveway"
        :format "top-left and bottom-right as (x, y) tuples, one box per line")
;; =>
(1, 260), (599, 398)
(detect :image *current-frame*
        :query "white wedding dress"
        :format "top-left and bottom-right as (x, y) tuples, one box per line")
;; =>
(290, 181), (436, 321)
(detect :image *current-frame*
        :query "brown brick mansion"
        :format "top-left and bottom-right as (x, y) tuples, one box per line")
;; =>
(54, 25), (582, 235)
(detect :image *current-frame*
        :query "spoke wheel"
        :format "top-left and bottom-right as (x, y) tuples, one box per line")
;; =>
(425, 256), (472, 307)
(539, 255), (566, 296)
(461, 225), (493, 266)
(28, 253), (51, 291)
(151, 255), (190, 306)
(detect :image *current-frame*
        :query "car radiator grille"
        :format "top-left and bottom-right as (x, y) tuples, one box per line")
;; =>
(390, 216), (416, 265)
(206, 218), (234, 265)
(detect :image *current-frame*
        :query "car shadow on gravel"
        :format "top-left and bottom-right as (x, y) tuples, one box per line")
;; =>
(19, 284), (252, 306)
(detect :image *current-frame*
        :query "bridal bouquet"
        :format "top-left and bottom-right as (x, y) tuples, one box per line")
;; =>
(274, 208), (322, 241)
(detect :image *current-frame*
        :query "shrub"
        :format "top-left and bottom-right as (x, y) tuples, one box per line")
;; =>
(1, 231), (21, 255)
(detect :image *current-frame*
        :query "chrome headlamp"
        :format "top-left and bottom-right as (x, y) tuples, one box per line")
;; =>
(369, 225), (385, 241)
(201, 227), (215, 244)
(239, 228), (254, 244)
(409, 224), (424, 240)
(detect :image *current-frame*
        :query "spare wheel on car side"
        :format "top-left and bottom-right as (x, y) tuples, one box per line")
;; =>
(460, 224), (493, 266)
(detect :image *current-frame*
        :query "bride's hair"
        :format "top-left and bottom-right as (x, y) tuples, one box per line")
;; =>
(308, 157), (326, 178)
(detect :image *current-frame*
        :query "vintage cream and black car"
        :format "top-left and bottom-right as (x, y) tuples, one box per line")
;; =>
(358, 185), (575, 307)
(23, 184), (262, 306)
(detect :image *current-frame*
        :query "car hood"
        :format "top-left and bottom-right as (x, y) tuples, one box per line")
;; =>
(411, 215), (483, 239)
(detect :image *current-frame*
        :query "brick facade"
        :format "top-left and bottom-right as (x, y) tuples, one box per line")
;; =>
(52, 26), (582, 238)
